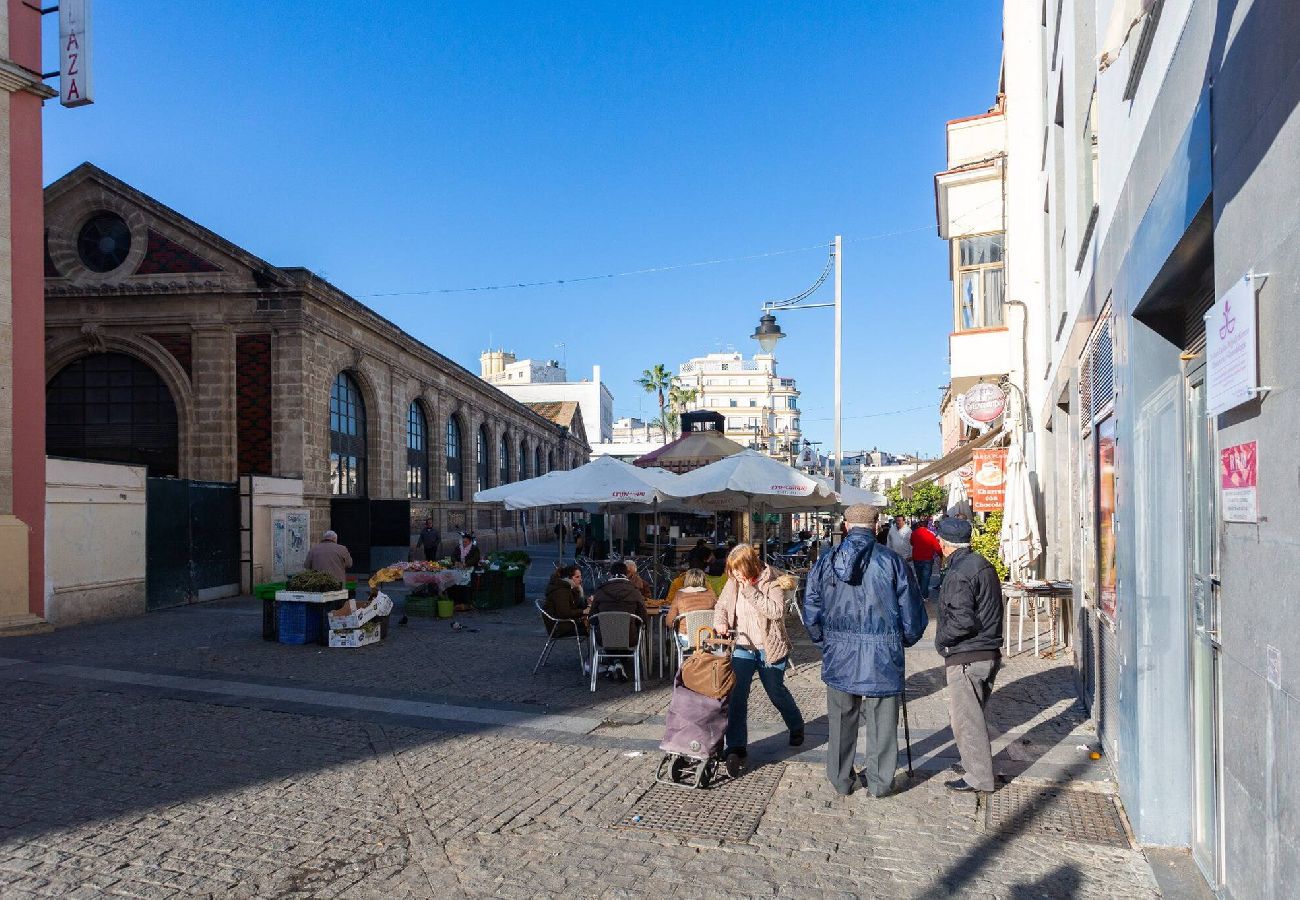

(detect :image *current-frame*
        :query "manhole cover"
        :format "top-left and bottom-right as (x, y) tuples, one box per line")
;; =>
(614, 763), (785, 842)
(985, 784), (1130, 847)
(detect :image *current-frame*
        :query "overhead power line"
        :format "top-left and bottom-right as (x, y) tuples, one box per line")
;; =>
(361, 221), (946, 299)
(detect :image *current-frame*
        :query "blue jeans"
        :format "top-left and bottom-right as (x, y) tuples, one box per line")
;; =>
(913, 559), (934, 599)
(725, 648), (804, 754)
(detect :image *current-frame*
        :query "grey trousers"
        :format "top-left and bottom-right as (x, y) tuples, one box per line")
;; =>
(826, 687), (900, 797)
(946, 657), (1001, 791)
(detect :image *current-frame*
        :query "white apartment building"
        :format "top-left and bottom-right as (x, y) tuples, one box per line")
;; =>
(480, 351), (614, 447)
(676, 352), (801, 458)
(841, 451), (928, 492)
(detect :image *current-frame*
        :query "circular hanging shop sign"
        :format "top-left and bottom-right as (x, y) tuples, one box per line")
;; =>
(956, 383), (1007, 430)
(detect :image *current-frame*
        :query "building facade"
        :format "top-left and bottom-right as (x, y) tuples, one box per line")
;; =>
(840, 451), (928, 492)
(0, 2), (53, 632)
(43, 165), (586, 580)
(966, 1), (1300, 895)
(676, 351), (801, 458)
(480, 351), (613, 447)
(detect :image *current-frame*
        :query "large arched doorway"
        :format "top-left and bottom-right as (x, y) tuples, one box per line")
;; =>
(46, 352), (180, 475)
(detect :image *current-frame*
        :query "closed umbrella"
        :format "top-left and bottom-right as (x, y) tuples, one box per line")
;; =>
(945, 470), (972, 519)
(998, 438), (1041, 580)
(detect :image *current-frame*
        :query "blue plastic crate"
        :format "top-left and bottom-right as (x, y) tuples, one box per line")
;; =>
(276, 601), (322, 645)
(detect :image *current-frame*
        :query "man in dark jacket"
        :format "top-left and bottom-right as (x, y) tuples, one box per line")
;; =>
(935, 517), (1004, 793)
(803, 504), (927, 797)
(588, 561), (647, 680)
(418, 518), (441, 561)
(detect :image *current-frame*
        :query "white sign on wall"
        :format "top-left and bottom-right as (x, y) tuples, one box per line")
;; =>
(59, 0), (94, 108)
(1205, 274), (1259, 417)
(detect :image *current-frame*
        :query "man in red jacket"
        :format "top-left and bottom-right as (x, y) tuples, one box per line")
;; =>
(910, 518), (941, 600)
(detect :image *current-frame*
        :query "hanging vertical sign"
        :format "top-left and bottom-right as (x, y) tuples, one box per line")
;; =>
(59, 0), (95, 108)
(1219, 440), (1258, 523)
(969, 448), (1007, 512)
(1205, 274), (1259, 417)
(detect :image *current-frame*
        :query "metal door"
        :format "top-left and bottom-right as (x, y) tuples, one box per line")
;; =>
(1186, 362), (1222, 885)
(329, 498), (370, 573)
(146, 478), (240, 610)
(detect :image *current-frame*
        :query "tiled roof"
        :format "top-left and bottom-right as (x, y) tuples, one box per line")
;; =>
(524, 400), (580, 429)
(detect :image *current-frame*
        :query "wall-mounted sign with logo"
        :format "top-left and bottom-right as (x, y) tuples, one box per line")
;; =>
(1206, 274), (1259, 417)
(970, 448), (1007, 512)
(956, 382), (1007, 431)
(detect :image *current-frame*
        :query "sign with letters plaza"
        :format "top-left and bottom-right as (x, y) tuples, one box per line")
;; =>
(59, 0), (94, 108)
(1205, 274), (1259, 417)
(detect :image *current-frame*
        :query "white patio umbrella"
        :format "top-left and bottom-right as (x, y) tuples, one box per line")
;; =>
(661, 449), (840, 512)
(945, 470), (972, 519)
(474, 455), (680, 560)
(998, 437), (1042, 580)
(807, 473), (888, 508)
(473, 455), (672, 510)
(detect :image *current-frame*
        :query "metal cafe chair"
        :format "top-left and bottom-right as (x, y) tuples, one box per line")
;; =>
(533, 599), (587, 676)
(670, 609), (717, 671)
(587, 611), (644, 692)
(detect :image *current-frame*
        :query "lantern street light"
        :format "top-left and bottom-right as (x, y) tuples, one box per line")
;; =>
(751, 313), (785, 353)
(750, 235), (843, 492)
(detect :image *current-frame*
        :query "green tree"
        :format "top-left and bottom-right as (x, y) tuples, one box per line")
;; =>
(667, 381), (699, 437)
(971, 511), (1009, 581)
(636, 364), (674, 441)
(884, 480), (946, 519)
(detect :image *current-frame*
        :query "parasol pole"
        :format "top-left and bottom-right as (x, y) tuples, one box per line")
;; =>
(652, 497), (660, 568)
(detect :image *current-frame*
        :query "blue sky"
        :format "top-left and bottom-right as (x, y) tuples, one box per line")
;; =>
(42, 1), (1002, 457)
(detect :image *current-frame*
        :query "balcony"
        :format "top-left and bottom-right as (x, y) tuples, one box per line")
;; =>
(949, 327), (1009, 394)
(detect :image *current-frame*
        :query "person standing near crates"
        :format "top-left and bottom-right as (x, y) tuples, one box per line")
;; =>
(305, 531), (352, 583)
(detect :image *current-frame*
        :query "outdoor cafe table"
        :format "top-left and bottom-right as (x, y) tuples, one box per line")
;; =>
(643, 602), (671, 679)
(1002, 581), (1073, 657)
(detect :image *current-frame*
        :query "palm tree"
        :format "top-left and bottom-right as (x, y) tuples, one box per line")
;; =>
(667, 381), (699, 437)
(636, 364), (673, 440)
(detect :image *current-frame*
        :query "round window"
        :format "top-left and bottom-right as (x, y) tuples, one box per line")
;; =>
(76, 212), (132, 273)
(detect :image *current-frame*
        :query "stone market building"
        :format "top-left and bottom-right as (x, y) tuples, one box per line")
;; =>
(43, 164), (586, 584)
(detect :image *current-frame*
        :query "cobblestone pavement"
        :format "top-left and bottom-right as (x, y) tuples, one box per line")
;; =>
(0, 547), (1163, 898)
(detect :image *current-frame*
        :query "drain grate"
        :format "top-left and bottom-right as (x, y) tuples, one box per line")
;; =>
(985, 784), (1131, 848)
(614, 763), (784, 842)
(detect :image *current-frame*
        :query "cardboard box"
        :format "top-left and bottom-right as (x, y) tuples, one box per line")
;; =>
(328, 621), (382, 649)
(327, 598), (378, 631)
(275, 589), (349, 605)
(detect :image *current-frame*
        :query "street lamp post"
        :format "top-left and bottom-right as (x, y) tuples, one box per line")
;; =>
(751, 235), (843, 492)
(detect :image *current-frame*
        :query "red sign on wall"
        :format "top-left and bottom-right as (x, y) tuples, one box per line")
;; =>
(969, 448), (1007, 512)
(1219, 440), (1258, 523)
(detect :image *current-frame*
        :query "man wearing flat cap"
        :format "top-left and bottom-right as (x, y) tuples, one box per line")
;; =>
(934, 517), (1004, 793)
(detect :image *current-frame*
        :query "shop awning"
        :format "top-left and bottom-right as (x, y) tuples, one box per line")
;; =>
(901, 426), (1005, 491)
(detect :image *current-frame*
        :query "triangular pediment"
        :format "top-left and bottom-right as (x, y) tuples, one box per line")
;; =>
(44, 163), (293, 292)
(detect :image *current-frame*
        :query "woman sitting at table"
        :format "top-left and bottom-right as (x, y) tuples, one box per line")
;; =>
(623, 559), (653, 601)
(664, 568), (718, 651)
(542, 565), (587, 637)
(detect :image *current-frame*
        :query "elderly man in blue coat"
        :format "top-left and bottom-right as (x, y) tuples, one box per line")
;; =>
(803, 503), (928, 797)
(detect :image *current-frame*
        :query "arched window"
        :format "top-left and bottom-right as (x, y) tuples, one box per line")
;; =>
(46, 352), (179, 476)
(534, 445), (544, 477)
(406, 402), (429, 499)
(476, 425), (490, 492)
(548, 449), (556, 473)
(519, 439), (529, 479)
(499, 436), (510, 484)
(446, 416), (463, 501)
(329, 372), (367, 496)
